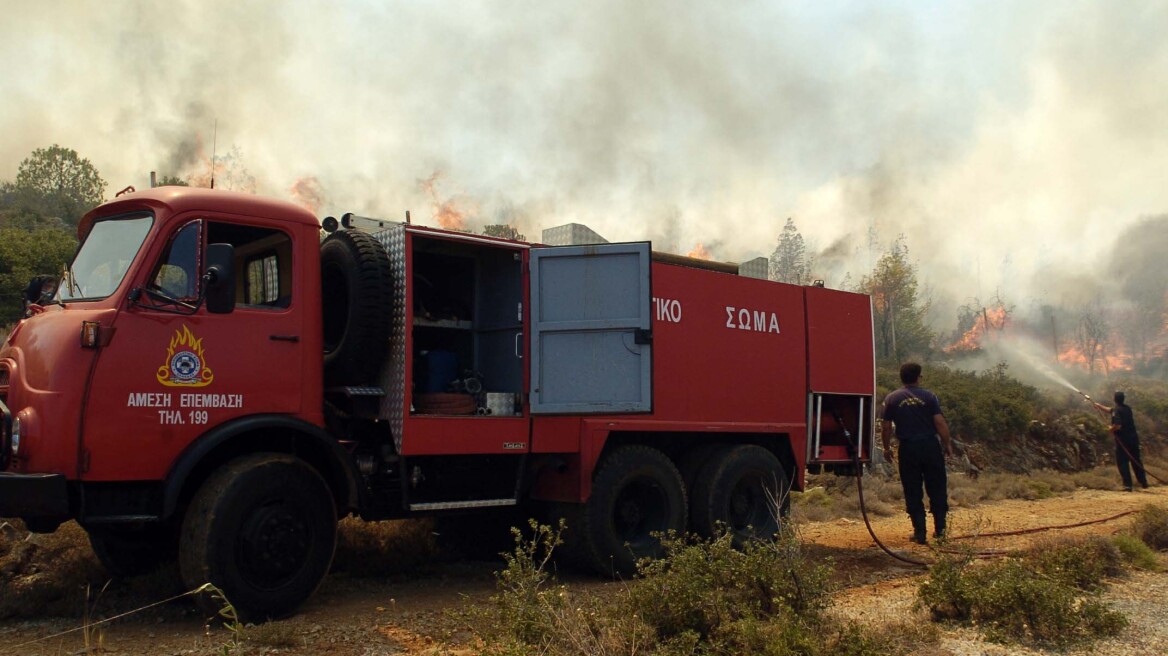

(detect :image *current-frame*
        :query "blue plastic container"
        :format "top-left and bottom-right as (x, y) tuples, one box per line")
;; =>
(419, 350), (459, 392)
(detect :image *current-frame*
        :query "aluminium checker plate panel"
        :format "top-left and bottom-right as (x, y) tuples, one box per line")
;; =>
(373, 224), (407, 452)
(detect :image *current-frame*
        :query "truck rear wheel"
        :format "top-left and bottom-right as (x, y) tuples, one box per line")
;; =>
(321, 229), (393, 386)
(580, 445), (686, 577)
(179, 454), (337, 622)
(86, 525), (176, 578)
(690, 445), (787, 544)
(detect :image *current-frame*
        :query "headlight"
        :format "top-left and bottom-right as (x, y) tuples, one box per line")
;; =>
(10, 416), (20, 455)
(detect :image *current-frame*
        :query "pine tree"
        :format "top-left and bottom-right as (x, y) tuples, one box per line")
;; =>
(769, 218), (813, 285)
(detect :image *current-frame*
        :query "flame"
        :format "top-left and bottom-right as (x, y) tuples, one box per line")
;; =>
(177, 137), (257, 193)
(289, 176), (325, 214)
(1055, 344), (1131, 376)
(417, 171), (472, 231)
(944, 306), (1009, 353)
(687, 243), (711, 260)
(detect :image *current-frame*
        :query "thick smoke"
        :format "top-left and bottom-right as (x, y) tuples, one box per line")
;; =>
(1, 1), (1166, 340)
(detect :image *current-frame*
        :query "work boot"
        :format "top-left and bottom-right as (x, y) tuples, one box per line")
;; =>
(933, 513), (947, 540)
(909, 513), (928, 545)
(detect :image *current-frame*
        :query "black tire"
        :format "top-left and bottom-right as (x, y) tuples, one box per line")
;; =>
(580, 445), (687, 577)
(320, 230), (393, 386)
(179, 454), (337, 622)
(690, 444), (788, 544)
(86, 525), (176, 578)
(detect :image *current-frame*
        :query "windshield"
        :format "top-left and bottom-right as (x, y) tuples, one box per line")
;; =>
(59, 214), (154, 301)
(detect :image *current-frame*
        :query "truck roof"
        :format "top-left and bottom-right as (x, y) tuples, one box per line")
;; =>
(79, 187), (320, 238)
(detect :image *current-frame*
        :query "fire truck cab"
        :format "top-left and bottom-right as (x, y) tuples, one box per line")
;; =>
(0, 187), (875, 620)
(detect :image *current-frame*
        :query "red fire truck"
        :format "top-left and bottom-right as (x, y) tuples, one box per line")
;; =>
(0, 187), (874, 620)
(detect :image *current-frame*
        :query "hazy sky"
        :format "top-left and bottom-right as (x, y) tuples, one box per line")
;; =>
(2, 0), (1166, 329)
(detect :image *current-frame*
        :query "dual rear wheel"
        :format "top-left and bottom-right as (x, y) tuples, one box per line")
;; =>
(571, 443), (789, 576)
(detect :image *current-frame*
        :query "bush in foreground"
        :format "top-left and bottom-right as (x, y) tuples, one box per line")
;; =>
(1128, 504), (1168, 551)
(470, 520), (929, 656)
(917, 536), (1128, 648)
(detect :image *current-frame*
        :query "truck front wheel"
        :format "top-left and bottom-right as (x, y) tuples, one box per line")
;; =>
(690, 444), (787, 544)
(581, 445), (686, 577)
(179, 454), (337, 622)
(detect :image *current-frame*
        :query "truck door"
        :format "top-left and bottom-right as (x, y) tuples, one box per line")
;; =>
(81, 216), (305, 484)
(529, 243), (652, 414)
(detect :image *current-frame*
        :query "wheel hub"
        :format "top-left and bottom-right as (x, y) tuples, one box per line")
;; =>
(239, 504), (311, 587)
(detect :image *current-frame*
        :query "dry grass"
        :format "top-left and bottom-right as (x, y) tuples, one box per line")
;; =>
(794, 459), (1160, 524)
(0, 520), (105, 619)
(243, 619), (302, 648)
(331, 517), (441, 578)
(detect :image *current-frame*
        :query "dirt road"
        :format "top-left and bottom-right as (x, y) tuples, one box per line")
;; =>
(1, 486), (1165, 656)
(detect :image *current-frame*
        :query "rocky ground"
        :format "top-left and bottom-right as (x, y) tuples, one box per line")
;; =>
(1, 485), (1165, 655)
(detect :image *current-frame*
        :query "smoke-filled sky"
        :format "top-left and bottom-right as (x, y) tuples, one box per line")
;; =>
(2, 0), (1167, 333)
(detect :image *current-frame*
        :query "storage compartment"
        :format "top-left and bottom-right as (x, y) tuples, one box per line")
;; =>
(409, 235), (524, 416)
(806, 392), (874, 464)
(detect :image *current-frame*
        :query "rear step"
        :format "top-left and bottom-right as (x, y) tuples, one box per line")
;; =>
(409, 498), (517, 512)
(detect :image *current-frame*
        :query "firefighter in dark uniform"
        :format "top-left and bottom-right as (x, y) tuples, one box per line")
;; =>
(1094, 392), (1149, 491)
(881, 362), (954, 544)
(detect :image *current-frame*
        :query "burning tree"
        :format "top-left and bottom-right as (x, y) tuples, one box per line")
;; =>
(859, 236), (933, 362)
(946, 296), (1012, 354)
(1072, 300), (1111, 374)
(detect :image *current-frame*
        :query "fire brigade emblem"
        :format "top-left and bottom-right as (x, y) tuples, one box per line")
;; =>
(156, 325), (214, 387)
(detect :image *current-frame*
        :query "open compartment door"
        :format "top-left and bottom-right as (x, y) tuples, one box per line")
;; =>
(529, 243), (652, 414)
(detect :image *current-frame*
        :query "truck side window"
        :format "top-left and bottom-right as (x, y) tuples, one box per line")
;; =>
(245, 254), (281, 306)
(206, 222), (292, 309)
(149, 221), (201, 300)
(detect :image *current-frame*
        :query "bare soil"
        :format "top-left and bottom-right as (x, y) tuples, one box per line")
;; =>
(1, 485), (1166, 656)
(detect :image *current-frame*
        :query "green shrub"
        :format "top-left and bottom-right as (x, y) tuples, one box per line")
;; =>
(628, 529), (832, 643)
(907, 363), (1041, 444)
(1022, 536), (1123, 592)
(471, 520), (897, 656)
(917, 543), (1128, 648)
(469, 520), (653, 656)
(1129, 504), (1168, 550)
(1111, 534), (1160, 571)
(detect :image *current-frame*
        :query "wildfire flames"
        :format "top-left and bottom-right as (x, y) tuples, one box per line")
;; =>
(1055, 345), (1131, 376)
(172, 135), (257, 193)
(944, 304), (1164, 375)
(289, 176), (325, 214)
(945, 306), (1009, 353)
(687, 243), (712, 260)
(418, 171), (472, 231)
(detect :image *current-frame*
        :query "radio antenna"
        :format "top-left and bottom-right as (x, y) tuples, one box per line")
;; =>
(210, 119), (218, 189)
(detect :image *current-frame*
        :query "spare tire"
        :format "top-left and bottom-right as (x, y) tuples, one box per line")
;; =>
(321, 230), (393, 386)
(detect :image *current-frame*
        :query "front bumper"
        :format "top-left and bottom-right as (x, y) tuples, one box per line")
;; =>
(0, 472), (70, 518)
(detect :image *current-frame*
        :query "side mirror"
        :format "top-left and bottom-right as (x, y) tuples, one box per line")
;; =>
(25, 275), (58, 305)
(205, 243), (236, 314)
